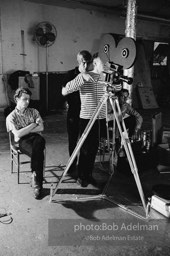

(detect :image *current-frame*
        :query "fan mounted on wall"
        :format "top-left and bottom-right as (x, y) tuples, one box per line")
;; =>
(34, 21), (57, 47)
(34, 21), (57, 112)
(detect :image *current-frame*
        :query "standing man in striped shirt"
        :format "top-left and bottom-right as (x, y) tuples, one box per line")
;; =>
(62, 52), (107, 187)
(65, 50), (93, 178)
(6, 88), (45, 199)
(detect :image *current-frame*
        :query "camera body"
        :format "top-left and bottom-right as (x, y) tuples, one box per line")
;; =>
(102, 62), (133, 93)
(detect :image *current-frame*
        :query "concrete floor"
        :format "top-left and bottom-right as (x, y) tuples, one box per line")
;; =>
(0, 107), (170, 255)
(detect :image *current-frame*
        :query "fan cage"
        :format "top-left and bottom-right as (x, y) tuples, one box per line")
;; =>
(34, 21), (57, 47)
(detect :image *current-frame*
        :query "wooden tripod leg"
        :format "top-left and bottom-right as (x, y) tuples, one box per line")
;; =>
(109, 97), (147, 215)
(49, 93), (108, 202)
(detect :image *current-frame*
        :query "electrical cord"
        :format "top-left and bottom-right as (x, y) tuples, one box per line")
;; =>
(0, 209), (13, 224)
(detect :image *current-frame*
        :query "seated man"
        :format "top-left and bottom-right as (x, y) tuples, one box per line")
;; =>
(118, 88), (143, 138)
(6, 88), (45, 199)
(107, 88), (143, 157)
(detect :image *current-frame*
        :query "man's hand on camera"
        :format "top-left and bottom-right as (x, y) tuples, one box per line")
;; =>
(103, 62), (112, 73)
(113, 83), (122, 92)
(81, 73), (94, 82)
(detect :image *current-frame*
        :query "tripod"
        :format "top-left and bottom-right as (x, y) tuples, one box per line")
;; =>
(49, 88), (148, 219)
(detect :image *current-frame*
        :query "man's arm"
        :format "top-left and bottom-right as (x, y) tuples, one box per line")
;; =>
(62, 73), (94, 96)
(126, 104), (143, 130)
(11, 123), (37, 140)
(6, 113), (44, 141)
(62, 74), (84, 96)
(30, 118), (44, 133)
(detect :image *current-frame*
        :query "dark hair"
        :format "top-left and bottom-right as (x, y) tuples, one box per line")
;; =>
(117, 88), (129, 100)
(92, 52), (99, 60)
(78, 50), (92, 64)
(14, 87), (32, 103)
(120, 88), (129, 95)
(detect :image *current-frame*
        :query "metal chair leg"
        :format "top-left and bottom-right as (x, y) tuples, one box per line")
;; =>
(17, 153), (20, 184)
(43, 147), (46, 182)
(11, 150), (14, 174)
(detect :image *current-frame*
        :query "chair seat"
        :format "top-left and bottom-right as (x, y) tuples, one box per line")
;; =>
(8, 131), (46, 184)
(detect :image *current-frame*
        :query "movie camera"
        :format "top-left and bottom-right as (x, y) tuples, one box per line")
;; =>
(98, 34), (136, 91)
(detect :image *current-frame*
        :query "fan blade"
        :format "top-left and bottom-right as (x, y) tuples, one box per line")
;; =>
(35, 27), (44, 36)
(45, 23), (52, 32)
(39, 35), (48, 46)
(46, 32), (56, 42)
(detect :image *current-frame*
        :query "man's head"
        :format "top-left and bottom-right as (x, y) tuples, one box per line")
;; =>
(77, 50), (93, 73)
(92, 53), (104, 74)
(14, 87), (32, 109)
(118, 88), (129, 105)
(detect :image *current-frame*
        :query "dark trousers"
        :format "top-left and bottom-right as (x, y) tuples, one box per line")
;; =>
(67, 115), (80, 173)
(124, 116), (136, 137)
(109, 116), (136, 149)
(19, 133), (46, 185)
(78, 118), (106, 180)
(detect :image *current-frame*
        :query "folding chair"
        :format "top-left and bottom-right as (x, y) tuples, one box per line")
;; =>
(8, 131), (46, 184)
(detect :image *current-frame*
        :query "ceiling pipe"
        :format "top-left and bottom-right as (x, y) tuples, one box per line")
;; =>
(121, 11), (170, 25)
(25, 0), (170, 24)
(137, 13), (170, 24)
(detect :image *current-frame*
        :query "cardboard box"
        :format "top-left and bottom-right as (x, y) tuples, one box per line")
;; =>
(151, 195), (170, 218)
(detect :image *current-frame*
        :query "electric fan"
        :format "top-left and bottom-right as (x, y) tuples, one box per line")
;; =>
(34, 21), (57, 47)
(34, 21), (57, 112)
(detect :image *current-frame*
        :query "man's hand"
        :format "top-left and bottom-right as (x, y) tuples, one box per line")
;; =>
(81, 73), (94, 82)
(78, 62), (87, 73)
(35, 118), (41, 125)
(78, 61), (94, 82)
(62, 87), (67, 96)
(103, 62), (112, 72)
(132, 128), (140, 141)
(30, 123), (37, 129)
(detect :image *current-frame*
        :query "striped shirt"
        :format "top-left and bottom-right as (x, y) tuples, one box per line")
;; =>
(6, 107), (43, 132)
(64, 72), (106, 119)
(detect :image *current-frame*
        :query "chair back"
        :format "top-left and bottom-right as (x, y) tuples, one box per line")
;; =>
(8, 131), (19, 152)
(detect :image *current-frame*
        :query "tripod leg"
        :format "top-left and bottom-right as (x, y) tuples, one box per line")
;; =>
(49, 93), (108, 202)
(109, 97), (147, 215)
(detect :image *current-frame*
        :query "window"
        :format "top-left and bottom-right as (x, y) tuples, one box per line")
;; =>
(153, 42), (168, 66)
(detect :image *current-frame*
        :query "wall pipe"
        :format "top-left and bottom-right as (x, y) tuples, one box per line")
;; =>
(124, 0), (137, 105)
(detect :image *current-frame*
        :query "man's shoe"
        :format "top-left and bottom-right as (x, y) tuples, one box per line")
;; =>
(33, 186), (42, 199)
(87, 176), (98, 186)
(77, 178), (88, 187)
(31, 172), (42, 199)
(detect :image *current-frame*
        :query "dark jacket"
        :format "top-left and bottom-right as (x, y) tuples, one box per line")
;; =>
(65, 67), (80, 118)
